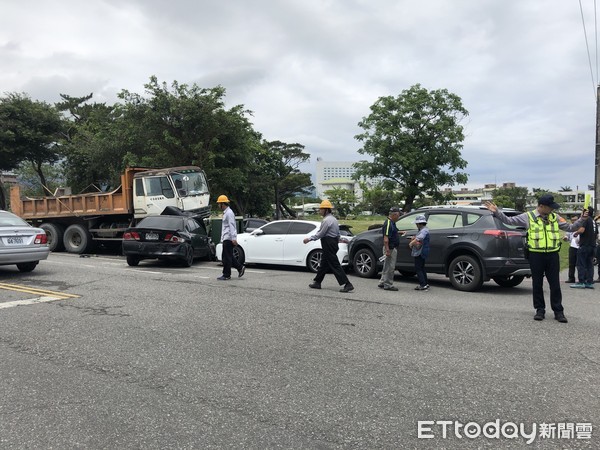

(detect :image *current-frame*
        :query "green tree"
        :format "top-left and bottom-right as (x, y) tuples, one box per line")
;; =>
(0, 93), (64, 206)
(255, 140), (312, 219)
(117, 77), (262, 213)
(492, 186), (529, 211)
(57, 93), (124, 192)
(356, 181), (404, 215)
(323, 187), (357, 218)
(354, 84), (469, 212)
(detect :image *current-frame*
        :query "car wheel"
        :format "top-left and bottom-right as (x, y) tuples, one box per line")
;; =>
(449, 255), (483, 291)
(492, 275), (525, 287)
(40, 223), (65, 252)
(126, 256), (140, 266)
(307, 249), (323, 273)
(63, 224), (93, 254)
(16, 262), (38, 272)
(233, 246), (245, 265)
(352, 248), (378, 278)
(399, 271), (416, 278)
(182, 245), (194, 267)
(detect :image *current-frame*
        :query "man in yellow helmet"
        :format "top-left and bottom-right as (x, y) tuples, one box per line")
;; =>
(485, 195), (586, 323)
(303, 199), (354, 293)
(216, 195), (245, 280)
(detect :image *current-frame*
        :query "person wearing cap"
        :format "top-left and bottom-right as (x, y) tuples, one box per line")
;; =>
(303, 200), (354, 293)
(570, 207), (596, 289)
(409, 214), (430, 291)
(484, 195), (587, 323)
(216, 194), (245, 281)
(378, 206), (402, 291)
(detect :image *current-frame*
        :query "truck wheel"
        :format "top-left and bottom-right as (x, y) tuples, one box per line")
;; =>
(40, 223), (65, 252)
(352, 248), (378, 278)
(63, 224), (92, 254)
(17, 262), (38, 272)
(449, 255), (484, 292)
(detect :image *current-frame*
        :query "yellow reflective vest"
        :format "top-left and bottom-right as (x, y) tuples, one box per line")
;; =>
(527, 211), (561, 253)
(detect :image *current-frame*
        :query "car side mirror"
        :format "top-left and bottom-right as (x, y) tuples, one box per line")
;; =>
(251, 229), (264, 236)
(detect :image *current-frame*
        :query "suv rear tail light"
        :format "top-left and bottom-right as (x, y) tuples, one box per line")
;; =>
(123, 231), (141, 241)
(483, 230), (523, 238)
(35, 233), (48, 244)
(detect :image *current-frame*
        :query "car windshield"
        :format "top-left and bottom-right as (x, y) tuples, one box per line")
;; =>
(137, 216), (184, 229)
(0, 212), (29, 227)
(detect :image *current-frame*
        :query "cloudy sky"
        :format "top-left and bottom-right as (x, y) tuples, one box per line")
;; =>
(1, 0), (598, 191)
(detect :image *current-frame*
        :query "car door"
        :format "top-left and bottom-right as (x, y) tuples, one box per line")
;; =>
(284, 222), (318, 265)
(395, 214), (418, 267)
(423, 212), (465, 271)
(244, 221), (291, 263)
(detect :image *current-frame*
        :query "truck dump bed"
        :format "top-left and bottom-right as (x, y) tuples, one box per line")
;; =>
(10, 168), (144, 220)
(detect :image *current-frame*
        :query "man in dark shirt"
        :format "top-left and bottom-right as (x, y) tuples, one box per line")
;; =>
(378, 206), (401, 291)
(571, 207), (596, 289)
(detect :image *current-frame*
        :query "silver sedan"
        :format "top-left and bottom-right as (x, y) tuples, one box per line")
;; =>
(0, 210), (50, 272)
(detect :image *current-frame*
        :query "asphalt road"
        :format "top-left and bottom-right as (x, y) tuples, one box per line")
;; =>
(0, 253), (598, 449)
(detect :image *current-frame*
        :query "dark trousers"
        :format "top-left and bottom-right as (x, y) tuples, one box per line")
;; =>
(414, 255), (428, 286)
(567, 246), (578, 281)
(528, 251), (563, 313)
(222, 240), (242, 277)
(314, 237), (349, 285)
(576, 245), (595, 284)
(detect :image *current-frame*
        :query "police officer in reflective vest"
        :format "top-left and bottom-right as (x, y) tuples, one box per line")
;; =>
(484, 195), (586, 323)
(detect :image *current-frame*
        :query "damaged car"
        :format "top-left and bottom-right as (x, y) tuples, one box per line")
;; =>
(122, 215), (215, 267)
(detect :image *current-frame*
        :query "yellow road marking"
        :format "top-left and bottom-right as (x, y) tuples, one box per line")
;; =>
(0, 283), (79, 300)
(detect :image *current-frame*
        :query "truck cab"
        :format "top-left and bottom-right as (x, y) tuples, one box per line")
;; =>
(132, 166), (210, 219)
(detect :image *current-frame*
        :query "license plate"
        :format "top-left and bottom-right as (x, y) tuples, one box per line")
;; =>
(146, 232), (159, 241)
(6, 237), (24, 245)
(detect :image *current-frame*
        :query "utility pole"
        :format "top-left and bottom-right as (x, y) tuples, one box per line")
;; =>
(596, 85), (600, 213)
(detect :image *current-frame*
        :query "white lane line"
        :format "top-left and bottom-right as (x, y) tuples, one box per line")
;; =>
(0, 296), (66, 309)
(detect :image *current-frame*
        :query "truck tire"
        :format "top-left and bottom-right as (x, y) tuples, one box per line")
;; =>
(40, 223), (65, 252)
(63, 224), (93, 254)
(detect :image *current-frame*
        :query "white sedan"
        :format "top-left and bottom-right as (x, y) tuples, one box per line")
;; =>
(0, 210), (50, 272)
(216, 220), (350, 273)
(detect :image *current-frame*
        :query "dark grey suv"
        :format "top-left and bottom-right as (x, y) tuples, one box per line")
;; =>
(348, 206), (531, 291)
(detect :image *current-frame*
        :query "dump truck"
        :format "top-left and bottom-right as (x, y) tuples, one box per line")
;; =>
(10, 166), (210, 254)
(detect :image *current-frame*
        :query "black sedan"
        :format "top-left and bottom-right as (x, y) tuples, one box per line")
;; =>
(122, 215), (214, 267)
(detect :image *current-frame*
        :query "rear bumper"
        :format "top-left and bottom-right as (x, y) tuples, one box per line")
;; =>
(122, 241), (186, 259)
(0, 247), (50, 265)
(482, 257), (531, 277)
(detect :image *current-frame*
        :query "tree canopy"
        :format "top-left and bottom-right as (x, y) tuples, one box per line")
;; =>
(354, 84), (469, 212)
(0, 93), (64, 207)
(0, 77), (313, 216)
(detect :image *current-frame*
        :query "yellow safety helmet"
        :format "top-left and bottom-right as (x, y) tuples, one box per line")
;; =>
(216, 194), (230, 203)
(319, 199), (333, 209)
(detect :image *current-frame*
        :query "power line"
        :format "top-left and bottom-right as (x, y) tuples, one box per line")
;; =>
(580, 0), (597, 97)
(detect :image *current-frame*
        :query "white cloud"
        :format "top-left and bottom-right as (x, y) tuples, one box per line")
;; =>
(1, 0), (597, 191)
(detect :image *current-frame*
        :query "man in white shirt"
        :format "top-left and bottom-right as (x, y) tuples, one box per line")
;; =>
(217, 195), (245, 280)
